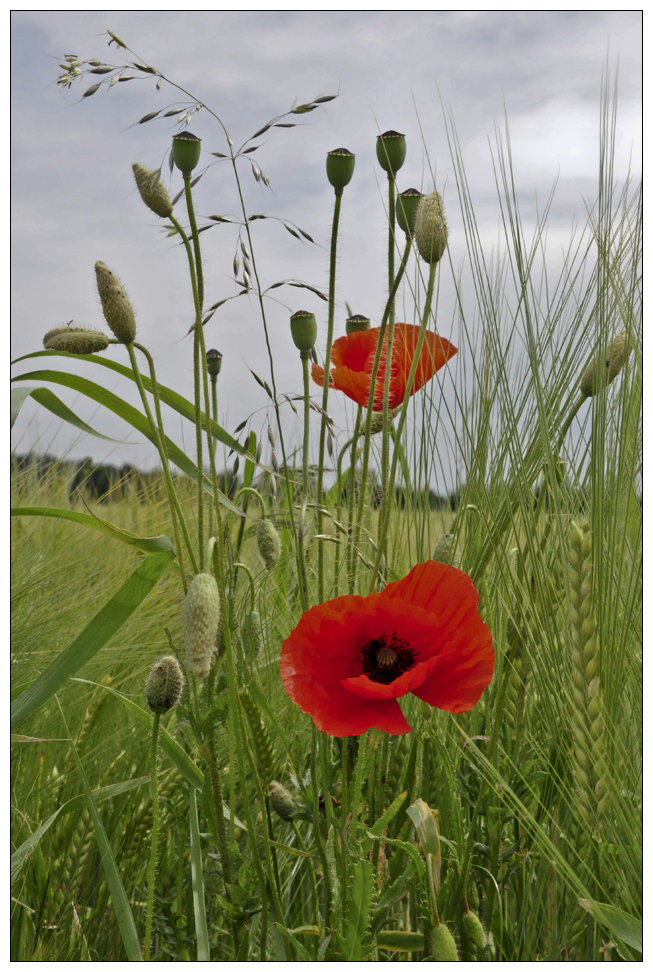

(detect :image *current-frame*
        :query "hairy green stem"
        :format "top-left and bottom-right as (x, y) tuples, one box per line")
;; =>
(144, 713), (160, 961)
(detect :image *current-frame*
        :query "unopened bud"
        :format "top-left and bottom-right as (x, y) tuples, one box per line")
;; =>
(268, 781), (296, 820)
(345, 314), (371, 334)
(396, 188), (423, 237)
(326, 147), (355, 193)
(432, 533), (454, 565)
(172, 131), (202, 177)
(182, 572), (220, 678)
(580, 331), (632, 398)
(462, 909), (486, 955)
(376, 130), (406, 177)
(432, 922), (459, 961)
(415, 191), (448, 265)
(43, 326), (109, 355)
(144, 656), (185, 714)
(257, 518), (281, 571)
(290, 310), (317, 354)
(242, 610), (263, 657)
(132, 163), (173, 218)
(95, 262), (137, 344)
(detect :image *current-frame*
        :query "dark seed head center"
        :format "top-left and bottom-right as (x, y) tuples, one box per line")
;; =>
(359, 631), (415, 685)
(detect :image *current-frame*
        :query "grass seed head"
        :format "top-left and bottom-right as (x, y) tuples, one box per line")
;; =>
(95, 261), (137, 344)
(182, 572), (220, 678)
(132, 162), (173, 218)
(580, 331), (632, 398)
(257, 518), (281, 571)
(415, 191), (448, 266)
(43, 326), (109, 355)
(144, 655), (185, 714)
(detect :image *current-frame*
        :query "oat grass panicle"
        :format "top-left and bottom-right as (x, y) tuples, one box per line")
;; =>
(10, 37), (640, 962)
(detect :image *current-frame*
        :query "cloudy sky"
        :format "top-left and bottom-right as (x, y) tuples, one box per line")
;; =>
(11, 10), (642, 479)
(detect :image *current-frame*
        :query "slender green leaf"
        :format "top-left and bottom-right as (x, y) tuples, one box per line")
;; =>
(274, 924), (312, 961)
(189, 787), (210, 961)
(343, 858), (374, 961)
(11, 551), (174, 730)
(369, 790), (408, 837)
(58, 702), (142, 961)
(376, 930), (425, 952)
(11, 385), (116, 439)
(11, 507), (175, 555)
(579, 898), (642, 952)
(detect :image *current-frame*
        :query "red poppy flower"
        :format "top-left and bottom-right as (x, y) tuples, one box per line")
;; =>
(280, 560), (494, 736)
(311, 323), (457, 411)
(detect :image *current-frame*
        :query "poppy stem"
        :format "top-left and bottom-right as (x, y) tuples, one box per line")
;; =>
(143, 713), (160, 961)
(369, 261), (437, 594)
(317, 191), (343, 602)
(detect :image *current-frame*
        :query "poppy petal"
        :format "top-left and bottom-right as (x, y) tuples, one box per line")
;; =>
(411, 634), (495, 713)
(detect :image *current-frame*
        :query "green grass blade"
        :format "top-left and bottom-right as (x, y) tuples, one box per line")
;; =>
(11, 368), (245, 518)
(189, 786), (210, 961)
(11, 806), (64, 887)
(11, 550), (174, 730)
(11, 507), (175, 555)
(579, 898), (642, 953)
(57, 701), (143, 961)
(11, 385), (116, 439)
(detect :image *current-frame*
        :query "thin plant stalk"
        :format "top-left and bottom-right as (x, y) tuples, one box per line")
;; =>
(143, 712), (161, 961)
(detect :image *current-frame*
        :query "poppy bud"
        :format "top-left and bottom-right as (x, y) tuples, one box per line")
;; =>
(95, 261), (137, 344)
(376, 130), (406, 177)
(182, 572), (220, 678)
(580, 331), (632, 398)
(431, 922), (459, 961)
(432, 533), (454, 565)
(326, 147), (355, 193)
(257, 518), (281, 571)
(144, 656), (185, 714)
(206, 348), (223, 379)
(43, 326), (109, 355)
(132, 163), (173, 218)
(462, 909), (487, 959)
(172, 131), (202, 177)
(242, 609), (263, 657)
(345, 314), (371, 334)
(290, 310), (317, 353)
(268, 780), (296, 820)
(415, 191), (448, 266)
(396, 188), (423, 237)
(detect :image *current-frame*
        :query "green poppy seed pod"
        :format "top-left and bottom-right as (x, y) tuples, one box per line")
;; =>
(432, 533), (454, 565)
(376, 130), (406, 177)
(95, 262), (137, 344)
(462, 910), (487, 958)
(132, 162), (173, 218)
(242, 610), (263, 658)
(396, 188), (424, 237)
(257, 518), (281, 571)
(326, 147), (355, 193)
(290, 310), (318, 353)
(432, 922), (459, 961)
(580, 331), (632, 398)
(346, 314), (371, 334)
(172, 131), (202, 177)
(43, 326), (109, 355)
(206, 348), (223, 379)
(415, 191), (448, 265)
(182, 572), (220, 678)
(268, 781), (296, 820)
(144, 656), (185, 714)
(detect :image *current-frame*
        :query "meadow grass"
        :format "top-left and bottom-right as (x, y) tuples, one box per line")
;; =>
(11, 41), (641, 961)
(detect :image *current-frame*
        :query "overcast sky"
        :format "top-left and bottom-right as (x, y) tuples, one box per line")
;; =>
(11, 10), (642, 481)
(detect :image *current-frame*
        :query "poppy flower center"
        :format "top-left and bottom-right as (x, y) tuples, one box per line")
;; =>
(359, 631), (415, 685)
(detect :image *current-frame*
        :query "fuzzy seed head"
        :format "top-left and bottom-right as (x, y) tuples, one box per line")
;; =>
(268, 781), (296, 820)
(132, 163), (173, 218)
(144, 656), (185, 714)
(182, 572), (220, 678)
(256, 519), (280, 571)
(580, 331), (632, 398)
(95, 262), (137, 344)
(415, 191), (448, 265)
(432, 922), (459, 961)
(43, 326), (109, 355)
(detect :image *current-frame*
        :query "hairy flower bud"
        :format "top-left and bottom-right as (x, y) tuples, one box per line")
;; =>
(345, 314), (371, 334)
(432, 533), (455, 565)
(144, 656), (185, 714)
(432, 922), (459, 961)
(415, 191), (448, 265)
(182, 572), (220, 678)
(257, 519), (281, 571)
(326, 147), (356, 193)
(43, 326), (109, 355)
(290, 310), (318, 353)
(580, 331), (632, 398)
(268, 780), (296, 820)
(242, 610), (263, 657)
(462, 909), (486, 959)
(172, 131), (202, 177)
(132, 162), (173, 218)
(396, 188), (423, 237)
(376, 130), (406, 177)
(95, 262), (137, 344)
